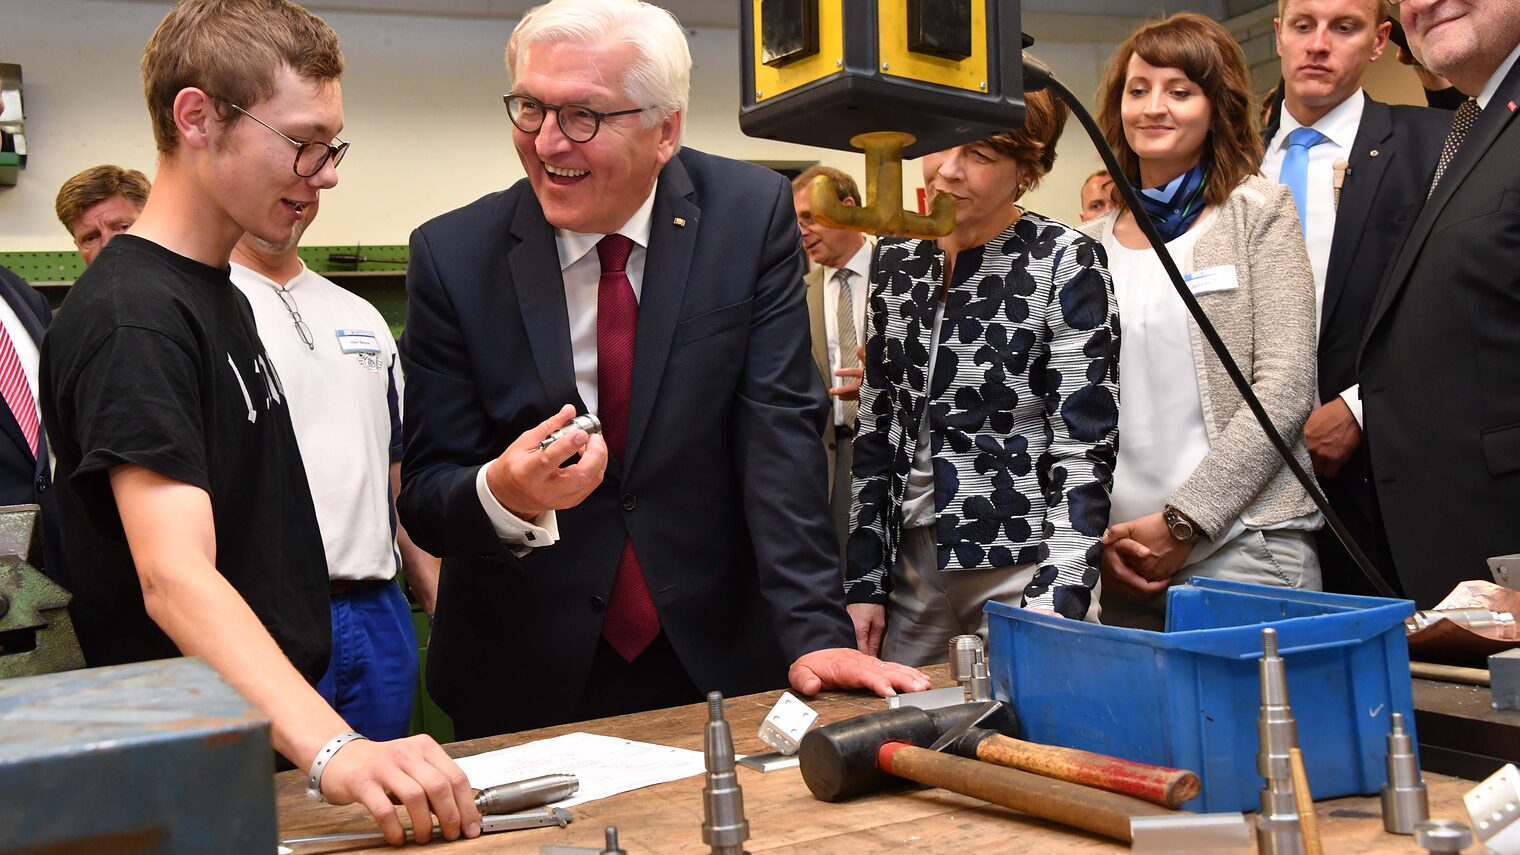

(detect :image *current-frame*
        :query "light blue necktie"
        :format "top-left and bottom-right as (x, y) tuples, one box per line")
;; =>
(1278, 127), (1329, 236)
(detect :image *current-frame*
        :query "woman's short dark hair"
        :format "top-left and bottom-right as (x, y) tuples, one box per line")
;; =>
(978, 86), (1070, 193)
(1096, 12), (1262, 209)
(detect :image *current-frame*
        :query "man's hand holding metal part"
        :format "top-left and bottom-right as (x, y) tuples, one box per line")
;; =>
(485, 405), (609, 520)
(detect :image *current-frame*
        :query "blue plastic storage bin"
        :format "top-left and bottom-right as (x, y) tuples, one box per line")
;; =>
(985, 578), (1417, 812)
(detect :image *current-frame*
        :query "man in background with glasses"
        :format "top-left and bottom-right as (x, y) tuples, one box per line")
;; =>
(40, 0), (478, 846)
(230, 195), (441, 745)
(400, 0), (930, 739)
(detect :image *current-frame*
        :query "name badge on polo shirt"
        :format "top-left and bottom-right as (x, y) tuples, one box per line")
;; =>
(335, 329), (384, 373)
(1183, 265), (1240, 296)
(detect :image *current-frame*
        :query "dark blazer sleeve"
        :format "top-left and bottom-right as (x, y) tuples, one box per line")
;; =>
(734, 173), (855, 660)
(397, 223), (517, 560)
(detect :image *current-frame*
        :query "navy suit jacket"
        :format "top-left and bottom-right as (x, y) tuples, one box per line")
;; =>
(1359, 60), (1520, 607)
(1264, 96), (1447, 595)
(0, 267), (60, 580)
(399, 149), (854, 736)
(1264, 95), (1447, 406)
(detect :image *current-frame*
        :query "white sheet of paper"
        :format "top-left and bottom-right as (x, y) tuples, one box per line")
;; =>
(452, 732), (707, 809)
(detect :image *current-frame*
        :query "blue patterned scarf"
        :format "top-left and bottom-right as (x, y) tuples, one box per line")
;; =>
(1134, 157), (1210, 243)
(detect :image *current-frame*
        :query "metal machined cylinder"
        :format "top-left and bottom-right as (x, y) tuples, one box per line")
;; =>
(702, 692), (750, 855)
(1381, 712), (1429, 834)
(948, 635), (981, 683)
(1407, 608), (1516, 634)
(1256, 628), (1303, 855)
(968, 660), (992, 703)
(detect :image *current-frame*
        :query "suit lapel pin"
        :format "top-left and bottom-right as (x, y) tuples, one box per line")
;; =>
(673, 217), (687, 228)
(1509, 100), (1516, 112)
(1369, 149), (1379, 157)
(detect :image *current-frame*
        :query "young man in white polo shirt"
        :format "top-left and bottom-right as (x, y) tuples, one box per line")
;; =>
(231, 196), (439, 742)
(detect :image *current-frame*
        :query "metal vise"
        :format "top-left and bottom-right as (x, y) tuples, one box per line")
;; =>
(0, 503), (84, 678)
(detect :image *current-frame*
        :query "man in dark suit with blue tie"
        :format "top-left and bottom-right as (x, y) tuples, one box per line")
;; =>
(1359, 0), (1520, 607)
(398, 0), (928, 738)
(1262, 0), (1447, 596)
(0, 265), (62, 584)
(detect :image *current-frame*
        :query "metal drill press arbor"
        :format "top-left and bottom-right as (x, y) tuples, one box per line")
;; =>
(738, 0), (1026, 239)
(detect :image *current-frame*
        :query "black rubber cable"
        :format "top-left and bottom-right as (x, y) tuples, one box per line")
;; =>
(1021, 55), (1398, 598)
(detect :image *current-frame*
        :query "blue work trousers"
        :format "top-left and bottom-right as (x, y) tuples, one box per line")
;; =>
(316, 581), (418, 741)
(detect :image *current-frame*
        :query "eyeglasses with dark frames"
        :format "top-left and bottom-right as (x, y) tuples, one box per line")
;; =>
(216, 99), (349, 178)
(503, 94), (646, 143)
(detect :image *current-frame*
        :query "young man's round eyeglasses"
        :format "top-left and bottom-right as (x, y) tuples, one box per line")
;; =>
(215, 98), (349, 178)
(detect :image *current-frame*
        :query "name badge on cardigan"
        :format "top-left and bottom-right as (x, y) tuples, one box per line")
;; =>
(1184, 265), (1240, 296)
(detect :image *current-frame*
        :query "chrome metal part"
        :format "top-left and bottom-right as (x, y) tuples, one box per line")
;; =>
(1407, 608), (1516, 634)
(737, 751), (800, 772)
(282, 807), (572, 847)
(1380, 712), (1429, 834)
(539, 413), (602, 451)
(967, 659), (992, 704)
(887, 685), (969, 711)
(757, 691), (818, 755)
(1256, 628), (1303, 855)
(1129, 812), (1252, 852)
(1413, 818), (1474, 853)
(948, 635), (980, 683)
(601, 825), (627, 855)
(702, 692), (751, 855)
(1465, 763), (1520, 854)
(476, 773), (580, 816)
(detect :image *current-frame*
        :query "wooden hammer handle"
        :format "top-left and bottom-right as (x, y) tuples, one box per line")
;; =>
(974, 733), (1201, 809)
(878, 743), (1171, 842)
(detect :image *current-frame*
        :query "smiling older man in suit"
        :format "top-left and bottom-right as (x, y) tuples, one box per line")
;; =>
(398, 0), (928, 738)
(1359, 0), (1520, 606)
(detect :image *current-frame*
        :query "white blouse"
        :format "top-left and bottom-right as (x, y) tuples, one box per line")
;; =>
(1101, 214), (1243, 565)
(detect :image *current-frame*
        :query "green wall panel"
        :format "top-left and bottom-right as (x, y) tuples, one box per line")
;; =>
(0, 246), (410, 338)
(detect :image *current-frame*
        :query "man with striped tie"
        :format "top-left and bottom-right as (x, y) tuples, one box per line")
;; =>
(792, 165), (873, 578)
(0, 264), (62, 585)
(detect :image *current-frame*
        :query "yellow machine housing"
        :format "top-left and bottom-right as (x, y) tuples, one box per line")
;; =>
(740, 0), (1026, 159)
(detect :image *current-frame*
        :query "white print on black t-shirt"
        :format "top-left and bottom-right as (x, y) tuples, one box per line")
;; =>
(226, 352), (287, 422)
(227, 353), (256, 423)
(256, 353), (284, 407)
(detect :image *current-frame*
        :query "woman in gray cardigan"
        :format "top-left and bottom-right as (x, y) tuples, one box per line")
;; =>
(1083, 12), (1322, 630)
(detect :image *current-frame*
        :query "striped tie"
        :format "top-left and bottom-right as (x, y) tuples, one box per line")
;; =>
(834, 268), (859, 429)
(0, 323), (38, 458)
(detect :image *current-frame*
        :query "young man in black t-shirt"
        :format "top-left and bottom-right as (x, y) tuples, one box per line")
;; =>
(39, 1), (478, 845)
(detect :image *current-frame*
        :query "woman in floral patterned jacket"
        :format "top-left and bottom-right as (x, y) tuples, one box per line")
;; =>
(844, 88), (1122, 666)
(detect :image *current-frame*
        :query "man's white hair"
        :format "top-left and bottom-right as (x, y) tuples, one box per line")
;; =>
(506, 0), (691, 128)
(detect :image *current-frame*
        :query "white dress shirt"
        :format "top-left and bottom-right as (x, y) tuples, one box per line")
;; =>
(1477, 41), (1520, 110)
(821, 240), (872, 426)
(1262, 90), (1365, 425)
(474, 188), (659, 547)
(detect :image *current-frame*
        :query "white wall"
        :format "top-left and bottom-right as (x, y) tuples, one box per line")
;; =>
(0, 2), (1166, 254)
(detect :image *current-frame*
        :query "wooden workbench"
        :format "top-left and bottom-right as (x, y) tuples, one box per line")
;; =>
(276, 668), (1478, 853)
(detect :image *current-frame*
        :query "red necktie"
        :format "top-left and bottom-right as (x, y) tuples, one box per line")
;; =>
(0, 324), (38, 458)
(595, 234), (660, 662)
